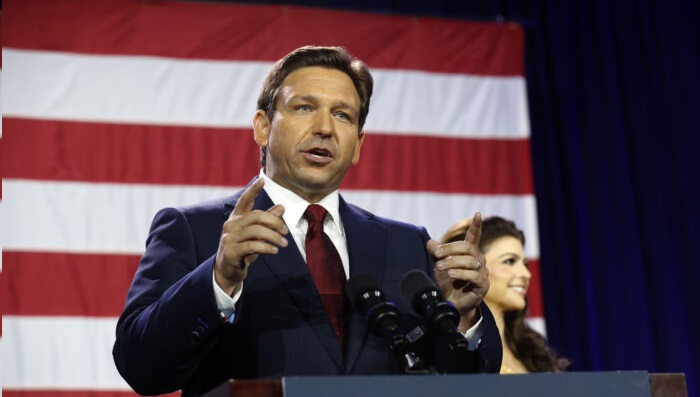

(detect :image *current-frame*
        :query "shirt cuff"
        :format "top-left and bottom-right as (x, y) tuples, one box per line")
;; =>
(213, 271), (243, 322)
(462, 310), (484, 351)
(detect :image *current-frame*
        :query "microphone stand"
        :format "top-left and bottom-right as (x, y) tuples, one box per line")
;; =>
(383, 322), (432, 374)
(366, 300), (432, 375)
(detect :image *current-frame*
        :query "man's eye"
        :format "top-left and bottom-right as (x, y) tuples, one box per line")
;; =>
(336, 112), (357, 123)
(296, 105), (311, 112)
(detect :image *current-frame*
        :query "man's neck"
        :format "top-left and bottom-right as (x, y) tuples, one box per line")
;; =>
(259, 169), (337, 204)
(258, 170), (342, 233)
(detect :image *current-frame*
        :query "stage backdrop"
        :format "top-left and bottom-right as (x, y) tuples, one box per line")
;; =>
(2, 1), (538, 395)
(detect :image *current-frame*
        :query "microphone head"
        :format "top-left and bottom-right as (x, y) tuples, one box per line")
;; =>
(401, 270), (460, 333)
(347, 273), (401, 335)
(346, 273), (380, 306)
(400, 270), (441, 309)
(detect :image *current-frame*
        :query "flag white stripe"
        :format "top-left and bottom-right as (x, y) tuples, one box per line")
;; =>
(2, 313), (545, 390)
(525, 317), (547, 338)
(342, 189), (540, 256)
(1, 337), (4, 392)
(2, 48), (528, 138)
(2, 316), (130, 390)
(370, 68), (529, 138)
(2, 179), (539, 257)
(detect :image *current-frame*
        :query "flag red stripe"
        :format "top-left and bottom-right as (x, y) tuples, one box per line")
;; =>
(1, 136), (4, 199)
(3, 118), (534, 195)
(1, 252), (138, 317)
(0, 16), (3, 68)
(2, 250), (543, 318)
(525, 259), (544, 317)
(3, 0), (523, 76)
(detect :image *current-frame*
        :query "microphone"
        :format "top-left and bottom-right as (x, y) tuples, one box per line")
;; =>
(346, 273), (429, 374)
(400, 270), (470, 373)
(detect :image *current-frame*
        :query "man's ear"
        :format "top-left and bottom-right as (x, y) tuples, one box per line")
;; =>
(253, 110), (271, 147)
(351, 131), (366, 164)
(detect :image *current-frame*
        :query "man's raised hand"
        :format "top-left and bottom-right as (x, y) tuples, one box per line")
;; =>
(214, 178), (289, 296)
(427, 212), (489, 331)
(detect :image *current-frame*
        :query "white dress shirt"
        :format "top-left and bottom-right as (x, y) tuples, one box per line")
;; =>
(258, 170), (350, 277)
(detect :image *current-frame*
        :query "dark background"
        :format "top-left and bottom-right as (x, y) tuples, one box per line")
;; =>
(210, 0), (700, 395)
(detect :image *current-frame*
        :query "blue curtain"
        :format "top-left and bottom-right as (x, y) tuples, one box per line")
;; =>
(228, 0), (700, 394)
(524, 2), (700, 397)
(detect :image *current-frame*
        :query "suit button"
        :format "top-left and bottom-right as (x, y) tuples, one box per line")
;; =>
(189, 325), (206, 345)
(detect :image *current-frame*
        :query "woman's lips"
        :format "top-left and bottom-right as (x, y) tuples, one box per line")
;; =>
(509, 285), (528, 296)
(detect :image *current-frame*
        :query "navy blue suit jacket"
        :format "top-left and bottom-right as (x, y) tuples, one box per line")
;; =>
(113, 181), (501, 396)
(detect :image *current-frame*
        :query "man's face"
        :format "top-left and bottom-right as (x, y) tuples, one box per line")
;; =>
(254, 66), (365, 202)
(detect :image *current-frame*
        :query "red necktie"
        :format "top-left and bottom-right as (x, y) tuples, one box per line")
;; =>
(304, 204), (346, 348)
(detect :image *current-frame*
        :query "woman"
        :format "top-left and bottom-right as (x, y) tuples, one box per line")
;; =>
(442, 216), (569, 373)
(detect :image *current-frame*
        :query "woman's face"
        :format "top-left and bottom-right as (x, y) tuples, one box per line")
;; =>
(483, 236), (532, 313)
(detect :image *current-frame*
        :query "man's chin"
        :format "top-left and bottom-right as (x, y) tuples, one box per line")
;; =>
(294, 176), (344, 200)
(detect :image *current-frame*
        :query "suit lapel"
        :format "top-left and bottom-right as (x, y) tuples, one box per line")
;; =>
(225, 182), (387, 371)
(339, 196), (388, 372)
(227, 180), (344, 369)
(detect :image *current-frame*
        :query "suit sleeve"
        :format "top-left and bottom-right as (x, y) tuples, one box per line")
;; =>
(112, 207), (228, 395)
(474, 301), (503, 372)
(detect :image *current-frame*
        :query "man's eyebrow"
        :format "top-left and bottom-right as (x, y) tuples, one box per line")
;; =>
(333, 102), (359, 114)
(290, 95), (318, 103)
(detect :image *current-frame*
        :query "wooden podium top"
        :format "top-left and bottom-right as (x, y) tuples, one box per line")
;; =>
(649, 373), (688, 397)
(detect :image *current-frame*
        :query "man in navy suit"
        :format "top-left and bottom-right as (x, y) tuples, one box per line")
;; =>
(113, 46), (501, 396)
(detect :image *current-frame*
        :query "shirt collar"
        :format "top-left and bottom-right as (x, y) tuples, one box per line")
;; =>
(258, 169), (343, 234)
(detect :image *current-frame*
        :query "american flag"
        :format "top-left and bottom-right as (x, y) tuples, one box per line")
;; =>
(1, 1), (541, 396)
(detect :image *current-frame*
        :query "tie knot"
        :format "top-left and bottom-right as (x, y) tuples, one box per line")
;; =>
(304, 204), (328, 225)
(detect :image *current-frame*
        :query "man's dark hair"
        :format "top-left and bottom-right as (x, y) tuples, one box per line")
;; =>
(256, 46), (374, 168)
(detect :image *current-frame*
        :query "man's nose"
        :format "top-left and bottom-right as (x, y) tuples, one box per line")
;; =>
(312, 111), (334, 137)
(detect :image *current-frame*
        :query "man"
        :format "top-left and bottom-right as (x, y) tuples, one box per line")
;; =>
(113, 46), (501, 397)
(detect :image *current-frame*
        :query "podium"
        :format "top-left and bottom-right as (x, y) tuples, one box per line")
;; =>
(203, 372), (687, 397)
